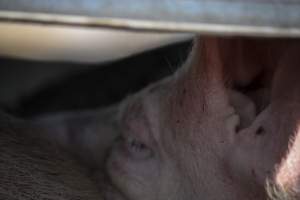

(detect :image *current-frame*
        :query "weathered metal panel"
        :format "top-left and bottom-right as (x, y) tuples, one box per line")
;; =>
(0, 0), (300, 37)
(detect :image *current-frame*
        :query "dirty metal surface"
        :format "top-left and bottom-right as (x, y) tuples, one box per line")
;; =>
(0, 0), (300, 37)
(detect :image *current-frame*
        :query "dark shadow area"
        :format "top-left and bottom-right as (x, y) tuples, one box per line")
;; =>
(0, 40), (191, 117)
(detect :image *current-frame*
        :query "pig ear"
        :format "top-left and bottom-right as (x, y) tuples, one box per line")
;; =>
(179, 37), (265, 132)
(189, 37), (258, 124)
(196, 37), (274, 87)
(189, 37), (266, 98)
(183, 37), (230, 111)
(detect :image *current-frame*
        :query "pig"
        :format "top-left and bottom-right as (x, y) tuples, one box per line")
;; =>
(1, 36), (300, 200)
(105, 37), (300, 200)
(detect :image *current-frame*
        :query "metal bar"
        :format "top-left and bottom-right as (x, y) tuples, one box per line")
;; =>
(1, 0), (300, 37)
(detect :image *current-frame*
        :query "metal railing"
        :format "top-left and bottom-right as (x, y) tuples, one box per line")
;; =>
(1, 0), (300, 37)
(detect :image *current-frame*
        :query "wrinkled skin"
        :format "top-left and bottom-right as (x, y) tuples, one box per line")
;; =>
(106, 37), (300, 200)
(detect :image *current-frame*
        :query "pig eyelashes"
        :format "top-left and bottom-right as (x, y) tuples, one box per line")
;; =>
(119, 98), (158, 160)
(121, 134), (153, 160)
(120, 122), (155, 161)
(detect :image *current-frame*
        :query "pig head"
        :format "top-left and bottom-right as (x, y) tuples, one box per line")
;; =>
(106, 37), (300, 200)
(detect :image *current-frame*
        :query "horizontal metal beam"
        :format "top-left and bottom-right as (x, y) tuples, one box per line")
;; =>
(1, 0), (300, 37)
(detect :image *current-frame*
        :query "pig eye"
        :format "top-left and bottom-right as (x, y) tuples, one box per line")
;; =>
(124, 136), (153, 160)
